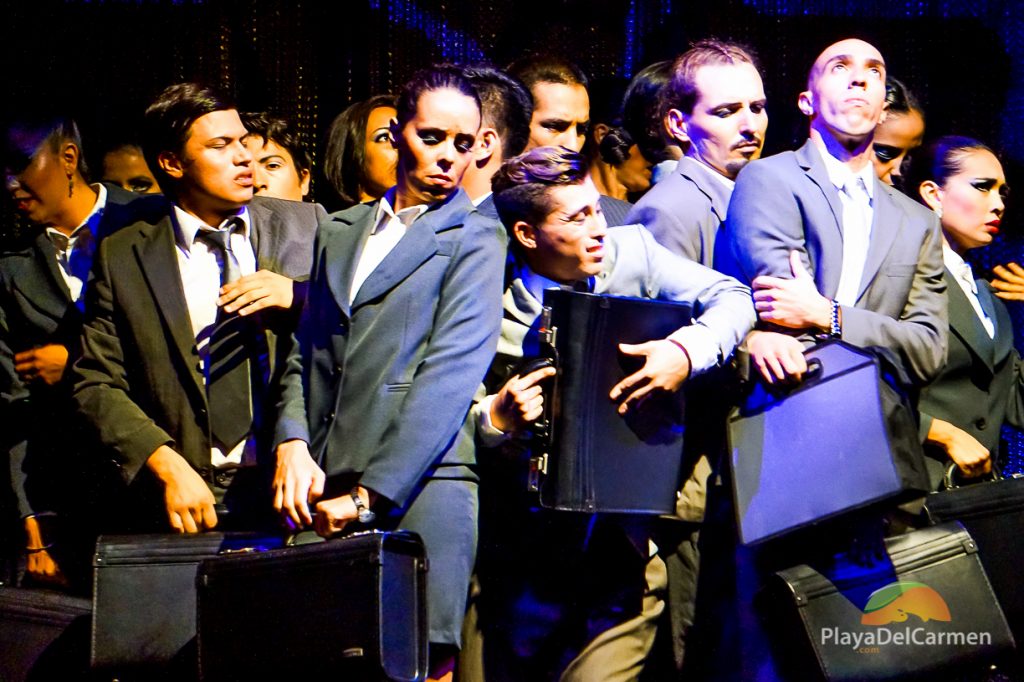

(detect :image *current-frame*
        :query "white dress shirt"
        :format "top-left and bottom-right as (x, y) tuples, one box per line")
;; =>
(45, 183), (107, 304)
(943, 243), (995, 338)
(171, 205), (257, 466)
(350, 191), (429, 304)
(815, 141), (876, 307)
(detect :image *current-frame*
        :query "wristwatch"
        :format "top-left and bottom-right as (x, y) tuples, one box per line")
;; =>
(350, 488), (376, 524)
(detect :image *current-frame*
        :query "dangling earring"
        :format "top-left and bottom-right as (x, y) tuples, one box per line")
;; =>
(67, 173), (74, 198)
(934, 206), (943, 220)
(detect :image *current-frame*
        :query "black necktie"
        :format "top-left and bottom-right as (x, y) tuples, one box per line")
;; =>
(197, 222), (252, 452)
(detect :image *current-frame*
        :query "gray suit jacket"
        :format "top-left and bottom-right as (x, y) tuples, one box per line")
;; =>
(72, 197), (319, 484)
(274, 189), (506, 509)
(626, 156), (733, 267)
(918, 271), (1024, 488)
(718, 140), (947, 385)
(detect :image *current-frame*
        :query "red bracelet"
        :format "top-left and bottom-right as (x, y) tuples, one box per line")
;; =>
(667, 338), (692, 367)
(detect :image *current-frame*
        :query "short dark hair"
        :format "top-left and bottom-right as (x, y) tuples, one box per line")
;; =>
(323, 94), (396, 208)
(463, 65), (533, 159)
(395, 64), (481, 129)
(142, 83), (235, 194)
(884, 77), (923, 118)
(905, 135), (995, 205)
(662, 40), (758, 118)
(2, 115), (88, 178)
(240, 111), (312, 178)
(507, 54), (589, 94)
(492, 145), (588, 229)
(622, 60), (674, 163)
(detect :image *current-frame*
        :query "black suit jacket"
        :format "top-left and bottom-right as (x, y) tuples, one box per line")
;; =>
(918, 269), (1024, 488)
(0, 185), (164, 518)
(72, 198), (319, 490)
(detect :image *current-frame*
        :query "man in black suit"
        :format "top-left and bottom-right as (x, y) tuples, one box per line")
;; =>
(1, 114), (163, 586)
(72, 83), (318, 533)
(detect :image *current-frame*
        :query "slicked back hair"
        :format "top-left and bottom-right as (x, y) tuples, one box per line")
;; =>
(492, 145), (588, 230)
(661, 40), (759, 119)
(142, 82), (235, 195)
(463, 65), (533, 159)
(507, 54), (589, 95)
(3, 115), (88, 179)
(905, 135), (995, 205)
(394, 64), (481, 129)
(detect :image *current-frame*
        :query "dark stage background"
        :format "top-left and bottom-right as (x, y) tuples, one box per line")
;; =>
(4, 0), (1024, 461)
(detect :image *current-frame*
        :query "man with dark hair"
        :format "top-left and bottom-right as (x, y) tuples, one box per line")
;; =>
(621, 60), (678, 185)
(1, 114), (163, 586)
(460, 65), (533, 214)
(241, 111), (312, 202)
(509, 55), (633, 227)
(626, 40), (768, 267)
(468, 146), (754, 681)
(72, 83), (319, 532)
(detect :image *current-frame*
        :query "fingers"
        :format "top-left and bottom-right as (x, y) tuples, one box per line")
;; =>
(308, 469), (326, 505)
(179, 507), (199, 534)
(609, 368), (644, 402)
(754, 351), (786, 384)
(789, 250), (811, 279)
(1008, 262), (1024, 278)
(200, 501), (218, 530)
(617, 381), (655, 415)
(517, 365), (556, 389)
(751, 275), (789, 290)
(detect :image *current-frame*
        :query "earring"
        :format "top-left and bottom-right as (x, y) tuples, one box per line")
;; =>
(933, 206), (943, 220)
(67, 173), (74, 198)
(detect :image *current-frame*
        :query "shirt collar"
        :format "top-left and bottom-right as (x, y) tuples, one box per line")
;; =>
(942, 241), (970, 275)
(373, 188), (429, 233)
(813, 138), (875, 201)
(472, 190), (493, 207)
(514, 258), (569, 305)
(45, 183), (107, 251)
(686, 155), (735, 191)
(172, 204), (250, 253)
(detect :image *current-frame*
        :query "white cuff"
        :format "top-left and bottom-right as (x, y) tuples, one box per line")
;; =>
(668, 324), (720, 375)
(475, 394), (510, 447)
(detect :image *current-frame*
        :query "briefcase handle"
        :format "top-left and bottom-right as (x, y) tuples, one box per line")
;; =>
(942, 461), (1002, 490)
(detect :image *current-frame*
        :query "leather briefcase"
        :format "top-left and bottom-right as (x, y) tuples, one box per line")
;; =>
(728, 341), (930, 544)
(91, 532), (285, 673)
(530, 288), (694, 514)
(0, 586), (91, 682)
(196, 529), (427, 682)
(924, 468), (1024, 649)
(767, 522), (1015, 681)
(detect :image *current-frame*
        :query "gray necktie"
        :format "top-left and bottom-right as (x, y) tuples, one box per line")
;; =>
(197, 221), (252, 452)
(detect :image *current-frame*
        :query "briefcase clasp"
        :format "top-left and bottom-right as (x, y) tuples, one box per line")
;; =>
(527, 454), (548, 492)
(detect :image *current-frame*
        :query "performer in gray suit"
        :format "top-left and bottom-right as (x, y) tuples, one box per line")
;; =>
(625, 40), (768, 267)
(718, 38), (946, 387)
(272, 66), (505, 679)
(73, 84), (320, 534)
(468, 146), (753, 682)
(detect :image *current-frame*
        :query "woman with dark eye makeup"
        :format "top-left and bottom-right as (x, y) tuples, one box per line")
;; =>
(871, 78), (925, 189)
(322, 94), (398, 211)
(904, 136), (1021, 489)
(273, 65), (504, 682)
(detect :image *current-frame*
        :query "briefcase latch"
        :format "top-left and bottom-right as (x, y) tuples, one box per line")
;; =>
(527, 453), (548, 492)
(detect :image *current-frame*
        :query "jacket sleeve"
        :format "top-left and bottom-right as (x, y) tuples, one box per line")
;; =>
(358, 213), (505, 508)
(71, 238), (173, 483)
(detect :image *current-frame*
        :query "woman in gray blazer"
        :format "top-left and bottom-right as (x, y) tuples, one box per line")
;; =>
(907, 136), (1022, 489)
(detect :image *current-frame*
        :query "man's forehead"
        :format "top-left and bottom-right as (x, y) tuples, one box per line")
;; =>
(694, 62), (765, 102)
(189, 109), (245, 140)
(813, 39), (885, 72)
(533, 82), (589, 114)
(546, 178), (598, 213)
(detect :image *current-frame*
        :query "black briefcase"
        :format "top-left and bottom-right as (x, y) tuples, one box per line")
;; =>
(196, 529), (428, 682)
(530, 288), (694, 514)
(924, 469), (1024, 648)
(767, 522), (1015, 681)
(91, 532), (285, 673)
(728, 341), (930, 544)
(0, 586), (91, 682)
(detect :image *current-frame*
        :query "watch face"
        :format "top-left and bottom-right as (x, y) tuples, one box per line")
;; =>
(358, 509), (376, 524)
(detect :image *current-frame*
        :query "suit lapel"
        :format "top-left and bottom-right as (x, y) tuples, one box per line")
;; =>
(855, 181), (902, 302)
(946, 269), (997, 373)
(133, 216), (204, 397)
(978, 280), (1012, 365)
(31, 233), (73, 305)
(323, 202), (375, 318)
(348, 192), (470, 310)
(797, 141), (844, 296)
(678, 157), (731, 224)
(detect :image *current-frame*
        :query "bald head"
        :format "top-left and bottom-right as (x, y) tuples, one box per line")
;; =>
(799, 39), (887, 146)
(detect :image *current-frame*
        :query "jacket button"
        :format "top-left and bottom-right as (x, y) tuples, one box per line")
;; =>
(195, 363), (203, 373)
(975, 418), (987, 430)
(325, 412), (336, 422)
(199, 407), (207, 417)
